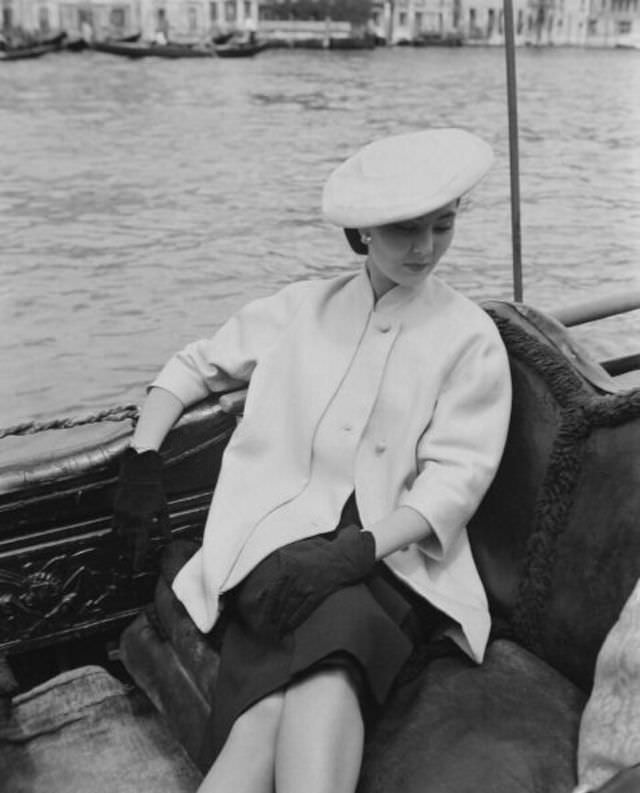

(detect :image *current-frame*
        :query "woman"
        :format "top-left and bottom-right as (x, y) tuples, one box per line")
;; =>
(114, 128), (512, 793)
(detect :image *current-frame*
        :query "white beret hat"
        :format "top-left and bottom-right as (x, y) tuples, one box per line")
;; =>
(322, 128), (493, 228)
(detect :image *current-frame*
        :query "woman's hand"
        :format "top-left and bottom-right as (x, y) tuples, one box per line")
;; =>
(113, 448), (171, 570)
(239, 525), (376, 637)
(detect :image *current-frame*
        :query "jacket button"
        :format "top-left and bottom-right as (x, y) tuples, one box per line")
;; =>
(343, 423), (353, 432)
(375, 442), (386, 454)
(378, 323), (392, 333)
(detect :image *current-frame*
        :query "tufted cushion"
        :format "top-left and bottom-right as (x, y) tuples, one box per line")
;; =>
(472, 302), (640, 690)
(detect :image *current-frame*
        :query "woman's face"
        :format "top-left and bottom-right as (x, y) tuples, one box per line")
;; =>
(363, 200), (458, 298)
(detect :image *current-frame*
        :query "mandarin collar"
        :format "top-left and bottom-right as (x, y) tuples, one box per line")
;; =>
(355, 264), (436, 315)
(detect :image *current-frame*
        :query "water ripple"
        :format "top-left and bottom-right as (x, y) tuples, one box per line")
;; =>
(1, 47), (639, 424)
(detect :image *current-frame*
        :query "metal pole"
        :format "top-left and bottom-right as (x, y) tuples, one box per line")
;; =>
(503, 0), (523, 302)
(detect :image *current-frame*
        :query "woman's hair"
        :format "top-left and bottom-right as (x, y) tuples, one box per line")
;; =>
(344, 197), (465, 257)
(344, 228), (368, 256)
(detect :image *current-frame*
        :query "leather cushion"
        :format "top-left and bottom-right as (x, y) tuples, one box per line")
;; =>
(155, 540), (220, 704)
(472, 302), (640, 690)
(123, 596), (586, 790)
(359, 638), (586, 793)
(120, 541), (220, 768)
(120, 612), (211, 767)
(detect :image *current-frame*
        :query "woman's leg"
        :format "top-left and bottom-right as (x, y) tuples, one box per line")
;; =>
(275, 666), (365, 793)
(197, 691), (285, 793)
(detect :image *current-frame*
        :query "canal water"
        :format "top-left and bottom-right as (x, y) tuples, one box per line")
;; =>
(1, 46), (639, 426)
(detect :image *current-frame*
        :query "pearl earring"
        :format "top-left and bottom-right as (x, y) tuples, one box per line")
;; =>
(361, 233), (371, 245)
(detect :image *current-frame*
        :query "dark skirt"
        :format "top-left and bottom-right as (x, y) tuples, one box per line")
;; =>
(199, 498), (451, 769)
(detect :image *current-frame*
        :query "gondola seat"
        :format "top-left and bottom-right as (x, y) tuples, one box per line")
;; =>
(120, 301), (640, 793)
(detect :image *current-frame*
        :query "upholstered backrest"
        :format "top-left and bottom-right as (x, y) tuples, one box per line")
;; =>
(470, 301), (640, 691)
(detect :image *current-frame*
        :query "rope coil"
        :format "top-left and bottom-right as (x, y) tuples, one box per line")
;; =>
(0, 405), (140, 439)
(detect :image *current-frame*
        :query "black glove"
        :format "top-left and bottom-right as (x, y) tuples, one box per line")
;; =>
(113, 447), (170, 571)
(238, 524), (376, 637)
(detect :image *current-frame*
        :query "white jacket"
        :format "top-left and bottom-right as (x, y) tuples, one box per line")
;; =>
(153, 269), (512, 662)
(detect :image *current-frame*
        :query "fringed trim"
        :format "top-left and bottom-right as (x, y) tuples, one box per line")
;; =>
(584, 389), (640, 429)
(487, 312), (587, 408)
(511, 407), (590, 653)
(487, 309), (640, 656)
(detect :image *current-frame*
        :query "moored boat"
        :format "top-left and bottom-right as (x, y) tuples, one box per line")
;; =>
(214, 39), (266, 57)
(328, 34), (377, 49)
(0, 44), (53, 61)
(65, 37), (90, 52)
(92, 40), (214, 58)
(66, 31), (141, 52)
(40, 31), (68, 50)
(114, 31), (142, 43)
(412, 31), (465, 46)
(0, 32), (67, 61)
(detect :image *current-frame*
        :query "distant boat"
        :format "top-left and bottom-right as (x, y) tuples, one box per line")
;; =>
(66, 37), (90, 52)
(412, 31), (465, 47)
(40, 32), (68, 50)
(92, 39), (214, 58)
(290, 38), (326, 49)
(212, 31), (234, 45)
(0, 31), (68, 61)
(101, 32), (143, 46)
(328, 34), (376, 50)
(214, 40), (266, 57)
(0, 42), (56, 61)
(67, 32), (141, 52)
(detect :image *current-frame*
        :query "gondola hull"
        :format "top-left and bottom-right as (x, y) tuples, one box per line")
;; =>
(0, 398), (236, 655)
(1, 301), (639, 793)
(214, 41), (266, 57)
(92, 40), (214, 58)
(0, 43), (56, 61)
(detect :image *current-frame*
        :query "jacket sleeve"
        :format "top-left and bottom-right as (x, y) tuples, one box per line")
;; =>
(150, 280), (312, 407)
(398, 327), (512, 562)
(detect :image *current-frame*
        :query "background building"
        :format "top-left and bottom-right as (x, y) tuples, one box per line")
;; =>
(1, 0), (638, 46)
(1, 0), (259, 39)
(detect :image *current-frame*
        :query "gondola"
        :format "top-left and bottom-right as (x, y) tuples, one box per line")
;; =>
(91, 40), (214, 58)
(214, 39), (266, 57)
(65, 37), (90, 52)
(212, 31), (234, 45)
(0, 44), (53, 61)
(40, 31), (68, 50)
(0, 33), (66, 61)
(412, 31), (465, 46)
(1, 292), (639, 793)
(2, 8), (640, 791)
(328, 34), (377, 49)
(66, 31), (141, 52)
(114, 32), (142, 43)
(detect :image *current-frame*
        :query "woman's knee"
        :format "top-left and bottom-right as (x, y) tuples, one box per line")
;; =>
(231, 692), (285, 740)
(292, 662), (363, 705)
(322, 664), (361, 695)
